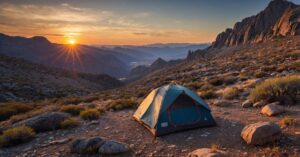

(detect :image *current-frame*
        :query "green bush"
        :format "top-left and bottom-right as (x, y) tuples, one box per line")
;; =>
(60, 118), (80, 129)
(0, 126), (35, 147)
(249, 75), (300, 104)
(0, 103), (33, 121)
(199, 89), (216, 99)
(80, 109), (100, 120)
(223, 87), (239, 99)
(60, 105), (84, 116)
(105, 99), (137, 111)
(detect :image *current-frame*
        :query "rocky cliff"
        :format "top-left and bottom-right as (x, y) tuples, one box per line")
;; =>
(212, 0), (300, 48)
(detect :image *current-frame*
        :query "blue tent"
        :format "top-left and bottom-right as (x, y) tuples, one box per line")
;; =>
(133, 84), (216, 136)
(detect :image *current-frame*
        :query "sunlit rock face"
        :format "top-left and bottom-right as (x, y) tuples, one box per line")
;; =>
(212, 0), (300, 48)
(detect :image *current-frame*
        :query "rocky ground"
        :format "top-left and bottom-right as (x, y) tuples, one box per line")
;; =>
(0, 100), (299, 157)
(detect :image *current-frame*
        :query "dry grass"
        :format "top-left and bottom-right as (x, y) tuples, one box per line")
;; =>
(249, 75), (300, 104)
(278, 116), (296, 127)
(60, 118), (80, 129)
(60, 105), (84, 116)
(0, 103), (34, 121)
(60, 95), (99, 105)
(198, 89), (216, 99)
(80, 109), (100, 120)
(223, 87), (239, 100)
(105, 99), (137, 111)
(210, 143), (218, 153)
(0, 126), (35, 147)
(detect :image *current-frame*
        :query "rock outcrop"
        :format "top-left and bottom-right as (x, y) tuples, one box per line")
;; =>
(212, 0), (300, 48)
(13, 112), (71, 132)
(241, 122), (281, 145)
(70, 137), (130, 155)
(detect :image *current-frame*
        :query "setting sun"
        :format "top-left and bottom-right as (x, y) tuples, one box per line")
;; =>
(67, 39), (77, 45)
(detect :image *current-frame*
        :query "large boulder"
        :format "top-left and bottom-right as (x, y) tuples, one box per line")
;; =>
(261, 102), (284, 116)
(70, 137), (105, 154)
(13, 112), (71, 132)
(241, 122), (281, 145)
(187, 148), (227, 157)
(98, 140), (130, 155)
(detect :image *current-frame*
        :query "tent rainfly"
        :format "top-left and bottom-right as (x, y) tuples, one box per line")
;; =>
(133, 84), (216, 136)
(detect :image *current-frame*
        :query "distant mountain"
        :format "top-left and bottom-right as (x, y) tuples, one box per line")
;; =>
(0, 54), (122, 102)
(0, 33), (133, 77)
(129, 57), (182, 81)
(97, 43), (209, 65)
(212, 0), (300, 48)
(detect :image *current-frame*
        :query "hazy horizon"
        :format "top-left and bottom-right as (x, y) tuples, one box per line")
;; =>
(1, 0), (300, 45)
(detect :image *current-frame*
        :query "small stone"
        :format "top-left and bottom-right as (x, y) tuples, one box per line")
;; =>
(98, 140), (130, 154)
(188, 148), (227, 157)
(253, 100), (266, 107)
(242, 100), (252, 108)
(261, 102), (284, 116)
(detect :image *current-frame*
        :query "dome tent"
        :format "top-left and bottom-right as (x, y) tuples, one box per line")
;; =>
(133, 84), (216, 136)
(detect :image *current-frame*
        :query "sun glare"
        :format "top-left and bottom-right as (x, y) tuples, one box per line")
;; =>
(68, 39), (77, 45)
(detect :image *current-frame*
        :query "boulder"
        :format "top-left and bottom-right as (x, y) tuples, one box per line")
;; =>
(70, 137), (105, 154)
(187, 148), (227, 157)
(242, 100), (252, 108)
(98, 140), (130, 155)
(261, 102), (284, 116)
(13, 112), (71, 132)
(253, 101), (266, 107)
(241, 122), (281, 145)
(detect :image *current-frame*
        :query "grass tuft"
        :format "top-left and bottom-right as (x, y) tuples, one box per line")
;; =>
(0, 126), (35, 147)
(80, 109), (100, 120)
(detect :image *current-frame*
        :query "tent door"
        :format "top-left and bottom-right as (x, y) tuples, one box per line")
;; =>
(167, 94), (201, 127)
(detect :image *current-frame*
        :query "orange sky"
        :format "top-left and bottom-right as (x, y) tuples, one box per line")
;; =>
(0, 0), (284, 45)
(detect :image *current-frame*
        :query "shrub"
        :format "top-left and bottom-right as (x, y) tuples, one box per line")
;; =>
(60, 118), (80, 129)
(105, 99), (137, 111)
(249, 75), (300, 104)
(278, 116), (296, 127)
(208, 77), (224, 86)
(60, 105), (84, 116)
(0, 126), (35, 147)
(254, 71), (267, 78)
(199, 89), (216, 99)
(80, 109), (100, 120)
(0, 103), (33, 121)
(223, 87), (239, 100)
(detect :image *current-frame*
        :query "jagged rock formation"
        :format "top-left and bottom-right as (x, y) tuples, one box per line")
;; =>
(212, 0), (300, 48)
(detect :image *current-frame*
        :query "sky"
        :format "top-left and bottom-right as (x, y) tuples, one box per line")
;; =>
(0, 0), (300, 45)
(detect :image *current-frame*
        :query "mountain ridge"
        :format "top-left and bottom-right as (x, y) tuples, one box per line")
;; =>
(211, 0), (300, 48)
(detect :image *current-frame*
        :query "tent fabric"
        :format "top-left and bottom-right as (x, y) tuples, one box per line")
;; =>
(133, 84), (216, 136)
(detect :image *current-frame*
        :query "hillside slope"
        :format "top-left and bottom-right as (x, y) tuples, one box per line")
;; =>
(0, 54), (122, 102)
(0, 33), (131, 77)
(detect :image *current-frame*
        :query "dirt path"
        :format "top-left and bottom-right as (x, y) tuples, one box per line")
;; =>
(1, 102), (299, 157)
